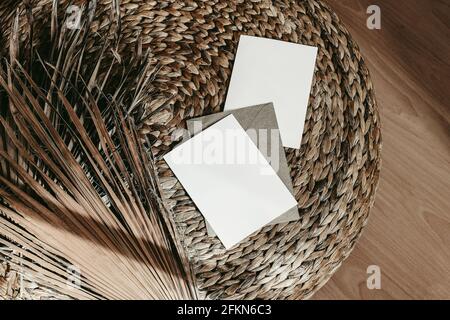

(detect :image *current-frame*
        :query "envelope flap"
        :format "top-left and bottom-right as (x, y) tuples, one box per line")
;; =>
(186, 103), (275, 139)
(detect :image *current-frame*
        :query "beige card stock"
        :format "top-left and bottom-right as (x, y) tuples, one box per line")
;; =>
(164, 115), (298, 249)
(224, 35), (318, 149)
(186, 103), (299, 237)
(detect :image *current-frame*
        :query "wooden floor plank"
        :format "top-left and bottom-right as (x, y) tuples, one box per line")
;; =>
(313, 0), (450, 300)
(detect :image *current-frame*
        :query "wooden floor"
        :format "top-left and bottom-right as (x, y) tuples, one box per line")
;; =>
(312, 0), (450, 299)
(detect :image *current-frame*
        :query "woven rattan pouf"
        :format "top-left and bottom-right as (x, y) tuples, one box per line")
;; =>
(150, 0), (382, 300)
(1, 0), (381, 300)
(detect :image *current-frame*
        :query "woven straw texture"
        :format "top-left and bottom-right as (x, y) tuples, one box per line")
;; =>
(1, 0), (381, 300)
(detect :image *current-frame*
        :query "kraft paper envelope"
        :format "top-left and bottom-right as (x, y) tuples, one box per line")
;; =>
(186, 103), (299, 237)
(164, 115), (298, 249)
(224, 35), (318, 149)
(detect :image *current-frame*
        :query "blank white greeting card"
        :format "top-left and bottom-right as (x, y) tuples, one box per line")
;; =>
(224, 35), (318, 149)
(164, 115), (297, 249)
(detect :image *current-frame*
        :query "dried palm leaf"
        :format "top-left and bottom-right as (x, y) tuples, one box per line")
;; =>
(0, 2), (197, 300)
